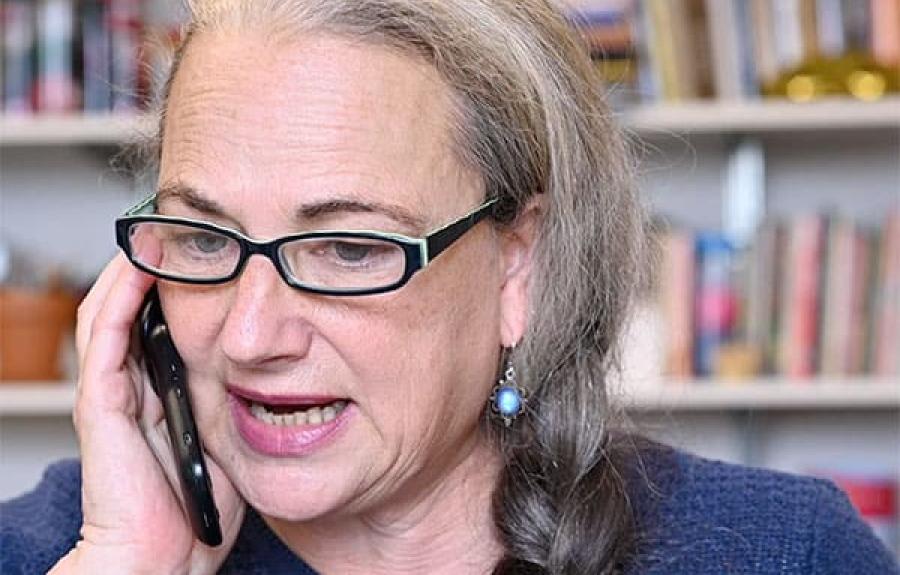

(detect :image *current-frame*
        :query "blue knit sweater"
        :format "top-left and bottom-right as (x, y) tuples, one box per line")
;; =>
(2, 448), (897, 574)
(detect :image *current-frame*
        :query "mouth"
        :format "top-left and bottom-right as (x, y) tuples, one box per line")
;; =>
(227, 386), (354, 457)
(247, 398), (349, 426)
(229, 386), (351, 427)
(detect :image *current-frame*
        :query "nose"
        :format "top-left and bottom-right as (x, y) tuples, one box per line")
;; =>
(218, 254), (314, 370)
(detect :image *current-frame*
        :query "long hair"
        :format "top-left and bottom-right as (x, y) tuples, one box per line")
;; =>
(142, 1), (651, 572)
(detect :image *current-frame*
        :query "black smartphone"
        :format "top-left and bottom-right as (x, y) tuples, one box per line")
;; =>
(139, 287), (223, 546)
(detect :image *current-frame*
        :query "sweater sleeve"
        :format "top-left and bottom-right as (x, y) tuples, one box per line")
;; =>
(0, 460), (84, 575)
(809, 480), (899, 575)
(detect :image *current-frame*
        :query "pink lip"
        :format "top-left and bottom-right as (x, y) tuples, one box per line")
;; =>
(228, 389), (353, 457)
(227, 385), (341, 407)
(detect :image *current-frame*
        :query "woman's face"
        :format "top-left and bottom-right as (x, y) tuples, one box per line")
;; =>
(157, 30), (528, 521)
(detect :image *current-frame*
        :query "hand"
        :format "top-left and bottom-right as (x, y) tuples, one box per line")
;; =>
(51, 255), (245, 575)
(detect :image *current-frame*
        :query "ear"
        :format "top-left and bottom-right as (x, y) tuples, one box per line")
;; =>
(498, 198), (542, 348)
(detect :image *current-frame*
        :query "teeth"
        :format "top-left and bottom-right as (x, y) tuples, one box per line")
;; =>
(322, 405), (336, 423)
(248, 399), (347, 426)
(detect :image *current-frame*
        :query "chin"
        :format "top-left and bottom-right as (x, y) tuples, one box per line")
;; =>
(231, 457), (357, 522)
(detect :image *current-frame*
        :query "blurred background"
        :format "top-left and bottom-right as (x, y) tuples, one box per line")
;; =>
(1, 0), (898, 556)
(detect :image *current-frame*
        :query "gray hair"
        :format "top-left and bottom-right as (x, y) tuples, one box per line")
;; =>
(143, 1), (651, 572)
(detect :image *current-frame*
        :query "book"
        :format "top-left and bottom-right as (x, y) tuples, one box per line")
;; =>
(778, 215), (825, 379)
(872, 211), (899, 376)
(108, 0), (143, 112)
(694, 232), (737, 377)
(871, 0), (900, 68)
(825, 471), (898, 553)
(660, 229), (695, 378)
(81, 0), (113, 112)
(750, 0), (780, 88)
(35, 0), (77, 113)
(704, 0), (748, 99)
(745, 219), (783, 374)
(2, 0), (35, 114)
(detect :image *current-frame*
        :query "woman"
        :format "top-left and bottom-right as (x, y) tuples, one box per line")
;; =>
(2, 1), (896, 573)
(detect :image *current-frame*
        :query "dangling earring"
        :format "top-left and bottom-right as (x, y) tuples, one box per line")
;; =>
(490, 354), (526, 426)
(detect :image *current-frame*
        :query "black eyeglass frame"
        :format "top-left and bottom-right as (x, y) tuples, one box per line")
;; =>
(115, 194), (497, 296)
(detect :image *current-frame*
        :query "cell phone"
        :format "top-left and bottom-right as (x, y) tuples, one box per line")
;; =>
(138, 287), (223, 546)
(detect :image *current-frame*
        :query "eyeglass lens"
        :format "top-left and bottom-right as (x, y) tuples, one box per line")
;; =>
(127, 221), (408, 290)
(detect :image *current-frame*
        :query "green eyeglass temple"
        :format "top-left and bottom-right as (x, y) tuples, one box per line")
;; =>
(116, 193), (497, 296)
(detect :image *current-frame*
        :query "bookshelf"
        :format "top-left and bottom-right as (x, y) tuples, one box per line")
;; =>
(2, 101), (899, 502)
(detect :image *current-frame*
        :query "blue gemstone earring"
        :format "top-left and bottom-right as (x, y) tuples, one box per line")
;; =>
(490, 358), (525, 426)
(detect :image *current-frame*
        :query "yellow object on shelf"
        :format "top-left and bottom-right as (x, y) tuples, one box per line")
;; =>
(765, 53), (900, 103)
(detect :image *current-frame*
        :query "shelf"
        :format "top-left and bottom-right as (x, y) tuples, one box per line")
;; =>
(620, 97), (900, 134)
(0, 114), (154, 146)
(2, 97), (898, 145)
(623, 379), (900, 411)
(1, 379), (898, 416)
(0, 383), (76, 416)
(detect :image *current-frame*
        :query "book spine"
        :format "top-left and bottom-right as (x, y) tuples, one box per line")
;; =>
(818, 0), (847, 56)
(847, 228), (872, 374)
(782, 215), (824, 379)
(35, 0), (77, 113)
(82, 0), (113, 112)
(704, 0), (745, 99)
(662, 230), (695, 378)
(694, 232), (736, 377)
(873, 211), (899, 376)
(772, 0), (806, 71)
(871, 0), (900, 68)
(646, 0), (681, 101)
(750, 0), (780, 87)
(2, 0), (35, 114)
(820, 216), (852, 376)
(109, 0), (143, 112)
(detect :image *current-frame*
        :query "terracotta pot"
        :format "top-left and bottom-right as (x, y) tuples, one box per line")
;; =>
(0, 287), (78, 381)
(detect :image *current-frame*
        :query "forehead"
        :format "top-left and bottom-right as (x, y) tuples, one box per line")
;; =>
(160, 30), (480, 225)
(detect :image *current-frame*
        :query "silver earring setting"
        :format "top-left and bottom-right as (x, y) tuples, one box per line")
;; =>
(490, 359), (525, 426)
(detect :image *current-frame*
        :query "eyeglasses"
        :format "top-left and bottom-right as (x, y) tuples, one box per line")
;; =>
(115, 194), (496, 296)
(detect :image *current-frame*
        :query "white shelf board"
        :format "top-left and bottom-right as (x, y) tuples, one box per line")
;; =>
(1, 379), (898, 416)
(2, 97), (898, 145)
(0, 383), (76, 416)
(623, 378), (900, 411)
(0, 114), (154, 146)
(620, 97), (900, 134)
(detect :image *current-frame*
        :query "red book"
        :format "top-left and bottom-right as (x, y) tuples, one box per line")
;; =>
(780, 215), (824, 379)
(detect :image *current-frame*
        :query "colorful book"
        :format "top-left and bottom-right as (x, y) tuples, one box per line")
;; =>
(694, 232), (737, 377)
(35, 0), (77, 113)
(81, 0), (113, 112)
(661, 229), (695, 378)
(3, 0), (35, 113)
(779, 215), (825, 379)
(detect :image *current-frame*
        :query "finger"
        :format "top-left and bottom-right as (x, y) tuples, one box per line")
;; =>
(77, 261), (156, 423)
(76, 255), (131, 361)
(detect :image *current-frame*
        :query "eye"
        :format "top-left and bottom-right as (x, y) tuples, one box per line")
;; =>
(187, 232), (229, 254)
(333, 241), (376, 262)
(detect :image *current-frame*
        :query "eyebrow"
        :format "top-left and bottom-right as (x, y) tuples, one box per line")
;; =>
(155, 183), (429, 233)
(157, 183), (228, 219)
(297, 199), (428, 233)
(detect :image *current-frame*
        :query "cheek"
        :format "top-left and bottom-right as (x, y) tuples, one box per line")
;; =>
(157, 286), (226, 371)
(353, 246), (503, 438)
